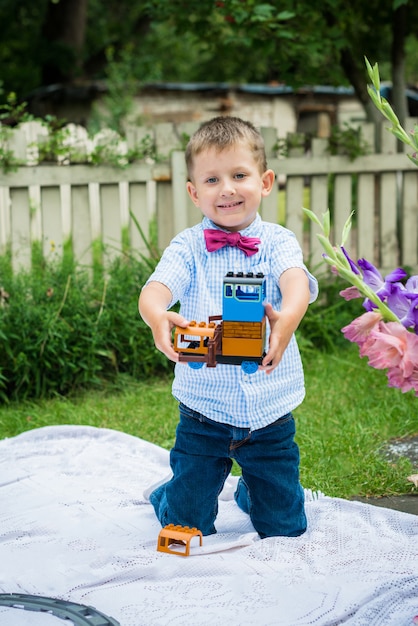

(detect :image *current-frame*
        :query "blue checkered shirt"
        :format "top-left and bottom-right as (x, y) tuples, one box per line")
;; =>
(145, 214), (318, 430)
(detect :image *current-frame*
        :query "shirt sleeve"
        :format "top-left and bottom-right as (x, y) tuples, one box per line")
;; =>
(268, 225), (318, 304)
(144, 232), (194, 308)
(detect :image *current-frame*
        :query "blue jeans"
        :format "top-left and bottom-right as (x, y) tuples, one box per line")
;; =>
(149, 403), (307, 539)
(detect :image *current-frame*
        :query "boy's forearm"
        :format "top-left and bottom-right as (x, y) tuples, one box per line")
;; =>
(279, 268), (310, 329)
(138, 281), (173, 328)
(262, 269), (310, 373)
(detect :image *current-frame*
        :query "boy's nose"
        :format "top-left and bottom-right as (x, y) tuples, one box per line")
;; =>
(220, 180), (236, 196)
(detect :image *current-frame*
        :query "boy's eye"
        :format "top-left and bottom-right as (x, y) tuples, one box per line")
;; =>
(235, 173), (246, 180)
(206, 177), (218, 184)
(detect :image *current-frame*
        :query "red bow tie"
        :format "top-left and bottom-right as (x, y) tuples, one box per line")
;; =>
(204, 229), (261, 256)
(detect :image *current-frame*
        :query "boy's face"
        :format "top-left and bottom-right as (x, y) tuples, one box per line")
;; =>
(186, 145), (274, 232)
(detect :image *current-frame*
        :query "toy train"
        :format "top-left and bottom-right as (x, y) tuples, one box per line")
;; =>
(174, 271), (266, 374)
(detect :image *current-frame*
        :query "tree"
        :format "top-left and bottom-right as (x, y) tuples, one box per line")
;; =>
(147, 0), (343, 86)
(319, 0), (415, 125)
(391, 1), (409, 125)
(147, 0), (418, 124)
(0, 0), (154, 102)
(0, 0), (49, 99)
(41, 0), (88, 84)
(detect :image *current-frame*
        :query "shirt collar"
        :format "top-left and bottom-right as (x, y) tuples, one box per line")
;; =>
(201, 214), (261, 237)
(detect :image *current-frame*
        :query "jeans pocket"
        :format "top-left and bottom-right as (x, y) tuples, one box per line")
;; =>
(179, 402), (205, 423)
(262, 412), (295, 439)
(269, 412), (293, 427)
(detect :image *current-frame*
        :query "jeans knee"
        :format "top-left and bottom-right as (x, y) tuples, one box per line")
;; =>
(150, 481), (218, 536)
(251, 505), (307, 538)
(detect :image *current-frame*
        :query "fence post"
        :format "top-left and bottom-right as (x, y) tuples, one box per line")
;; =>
(309, 138), (328, 268)
(379, 122), (399, 269)
(10, 188), (31, 271)
(0, 187), (10, 255)
(171, 151), (190, 236)
(357, 123), (376, 263)
(260, 126), (279, 223)
(400, 117), (418, 269)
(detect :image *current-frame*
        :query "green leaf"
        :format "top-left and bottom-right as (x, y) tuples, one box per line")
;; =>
(302, 207), (323, 229)
(371, 61), (381, 92)
(393, 0), (409, 9)
(365, 58), (380, 93)
(364, 57), (374, 82)
(276, 11), (295, 20)
(407, 153), (418, 166)
(317, 234), (337, 260)
(322, 210), (331, 237)
(381, 101), (400, 125)
(276, 29), (295, 39)
(253, 4), (275, 19)
(341, 212), (354, 246)
(367, 85), (381, 108)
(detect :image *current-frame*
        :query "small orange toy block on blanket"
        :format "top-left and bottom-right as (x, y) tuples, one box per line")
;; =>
(157, 524), (203, 557)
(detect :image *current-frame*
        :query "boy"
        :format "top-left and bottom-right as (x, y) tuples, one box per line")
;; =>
(139, 116), (318, 538)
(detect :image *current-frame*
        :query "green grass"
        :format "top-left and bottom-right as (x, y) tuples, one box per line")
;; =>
(296, 346), (417, 498)
(0, 346), (417, 500)
(0, 375), (179, 451)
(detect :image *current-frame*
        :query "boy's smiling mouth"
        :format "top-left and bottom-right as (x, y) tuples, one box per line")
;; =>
(217, 200), (243, 209)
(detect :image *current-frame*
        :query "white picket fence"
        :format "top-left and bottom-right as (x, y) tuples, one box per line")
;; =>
(0, 119), (417, 274)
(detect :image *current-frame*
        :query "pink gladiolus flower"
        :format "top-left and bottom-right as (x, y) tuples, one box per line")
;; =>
(361, 322), (418, 373)
(381, 322), (418, 376)
(387, 365), (418, 396)
(341, 311), (382, 346)
(340, 286), (362, 301)
(343, 314), (418, 395)
(360, 325), (403, 370)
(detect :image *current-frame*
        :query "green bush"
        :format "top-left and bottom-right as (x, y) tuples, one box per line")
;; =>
(0, 251), (172, 402)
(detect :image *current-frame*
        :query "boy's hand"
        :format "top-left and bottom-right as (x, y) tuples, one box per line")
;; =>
(138, 281), (189, 363)
(150, 310), (190, 363)
(260, 303), (294, 374)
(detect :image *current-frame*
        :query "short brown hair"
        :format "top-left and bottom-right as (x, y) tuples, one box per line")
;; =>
(185, 116), (268, 178)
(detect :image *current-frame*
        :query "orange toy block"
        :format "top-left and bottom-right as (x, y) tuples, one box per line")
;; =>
(157, 524), (203, 557)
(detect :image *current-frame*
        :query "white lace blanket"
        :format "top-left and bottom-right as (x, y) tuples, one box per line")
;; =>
(0, 425), (417, 626)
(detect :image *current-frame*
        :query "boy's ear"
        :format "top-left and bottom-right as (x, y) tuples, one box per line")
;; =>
(261, 169), (275, 196)
(186, 181), (200, 206)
